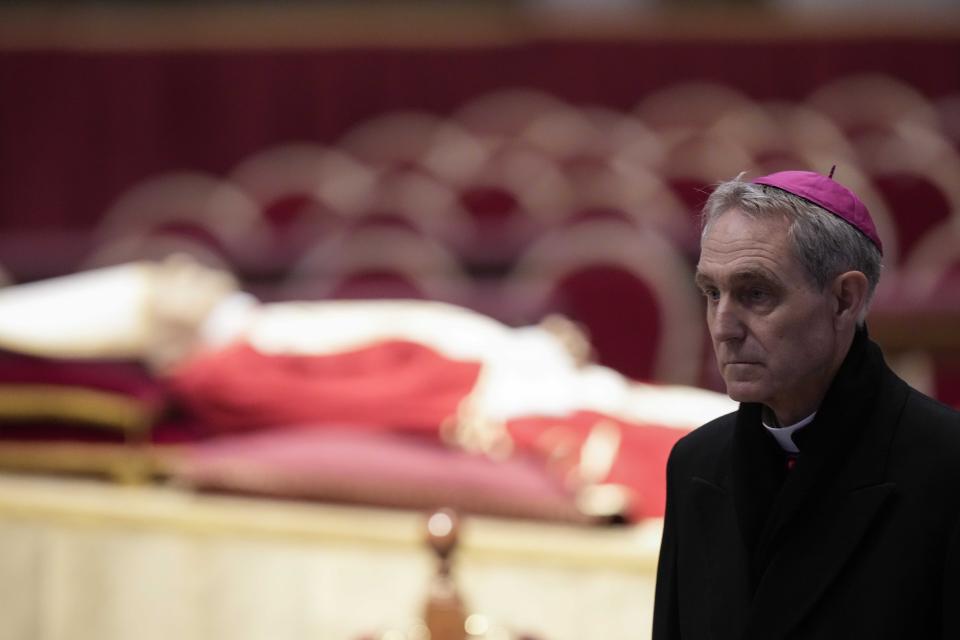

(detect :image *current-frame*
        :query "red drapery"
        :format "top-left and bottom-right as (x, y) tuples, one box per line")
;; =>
(2, 36), (959, 237)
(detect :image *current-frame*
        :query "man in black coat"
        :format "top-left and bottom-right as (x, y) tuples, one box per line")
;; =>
(653, 170), (960, 639)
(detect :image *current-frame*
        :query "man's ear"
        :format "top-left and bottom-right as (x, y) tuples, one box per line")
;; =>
(832, 270), (869, 328)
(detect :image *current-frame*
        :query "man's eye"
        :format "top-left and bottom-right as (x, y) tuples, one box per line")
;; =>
(702, 288), (720, 301)
(746, 288), (769, 302)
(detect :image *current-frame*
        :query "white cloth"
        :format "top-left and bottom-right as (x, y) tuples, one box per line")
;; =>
(763, 412), (816, 454)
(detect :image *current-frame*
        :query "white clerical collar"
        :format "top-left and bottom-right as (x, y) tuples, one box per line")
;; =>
(762, 411), (816, 454)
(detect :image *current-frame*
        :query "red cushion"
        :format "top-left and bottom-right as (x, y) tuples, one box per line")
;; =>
(173, 427), (589, 523)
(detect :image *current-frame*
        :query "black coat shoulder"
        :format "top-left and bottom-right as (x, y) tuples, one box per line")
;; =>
(891, 387), (960, 481)
(667, 410), (738, 474)
(902, 387), (960, 433)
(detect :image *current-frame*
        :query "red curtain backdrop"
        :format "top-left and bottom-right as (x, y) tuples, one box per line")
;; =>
(2, 36), (959, 237)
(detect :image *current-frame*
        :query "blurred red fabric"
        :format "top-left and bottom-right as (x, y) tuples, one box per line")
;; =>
(167, 339), (482, 435)
(507, 410), (689, 520)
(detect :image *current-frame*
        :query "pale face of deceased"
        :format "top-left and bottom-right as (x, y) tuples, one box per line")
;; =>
(695, 208), (843, 425)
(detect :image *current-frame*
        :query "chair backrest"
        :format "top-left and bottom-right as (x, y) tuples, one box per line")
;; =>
(507, 220), (703, 384)
(806, 73), (940, 144)
(656, 130), (755, 234)
(93, 171), (265, 273)
(229, 143), (376, 218)
(873, 171), (955, 261)
(351, 168), (472, 240)
(282, 226), (470, 304)
(635, 82), (756, 135)
(556, 161), (691, 244)
(454, 88), (571, 139)
(338, 111), (447, 169)
(901, 216), (960, 301)
(856, 129), (960, 263)
(440, 145), (572, 270)
(227, 144), (378, 269)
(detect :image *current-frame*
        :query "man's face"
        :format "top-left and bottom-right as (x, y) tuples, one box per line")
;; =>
(695, 208), (840, 423)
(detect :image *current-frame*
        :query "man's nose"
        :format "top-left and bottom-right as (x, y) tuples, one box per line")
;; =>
(710, 297), (746, 343)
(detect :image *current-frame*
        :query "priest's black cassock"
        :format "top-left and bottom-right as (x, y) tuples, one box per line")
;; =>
(653, 328), (960, 639)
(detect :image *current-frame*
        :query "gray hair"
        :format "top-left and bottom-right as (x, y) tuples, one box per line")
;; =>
(701, 174), (883, 320)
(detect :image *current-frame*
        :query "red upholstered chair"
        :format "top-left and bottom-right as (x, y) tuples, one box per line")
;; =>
(280, 226), (471, 304)
(878, 217), (960, 410)
(228, 144), (378, 274)
(705, 101), (858, 176)
(933, 93), (960, 153)
(229, 144), (375, 221)
(635, 82), (756, 136)
(603, 111), (669, 170)
(503, 220), (704, 385)
(518, 106), (663, 171)
(658, 130), (754, 189)
(655, 131), (754, 254)
(762, 102), (862, 166)
(515, 108), (640, 230)
(349, 168), (473, 243)
(551, 158), (690, 243)
(872, 171), (956, 263)
(335, 104), (569, 269)
(664, 174), (712, 217)
(91, 171), (268, 274)
(338, 111), (452, 171)
(454, 89), (572, 140)
(439, 145), (571, 271)
(517, 105), (611, 162)
(900, 217), (960, 304)
(705, 103), (796, 166)
(853, 128), (960, 264)
(805, 74), (941, 145)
